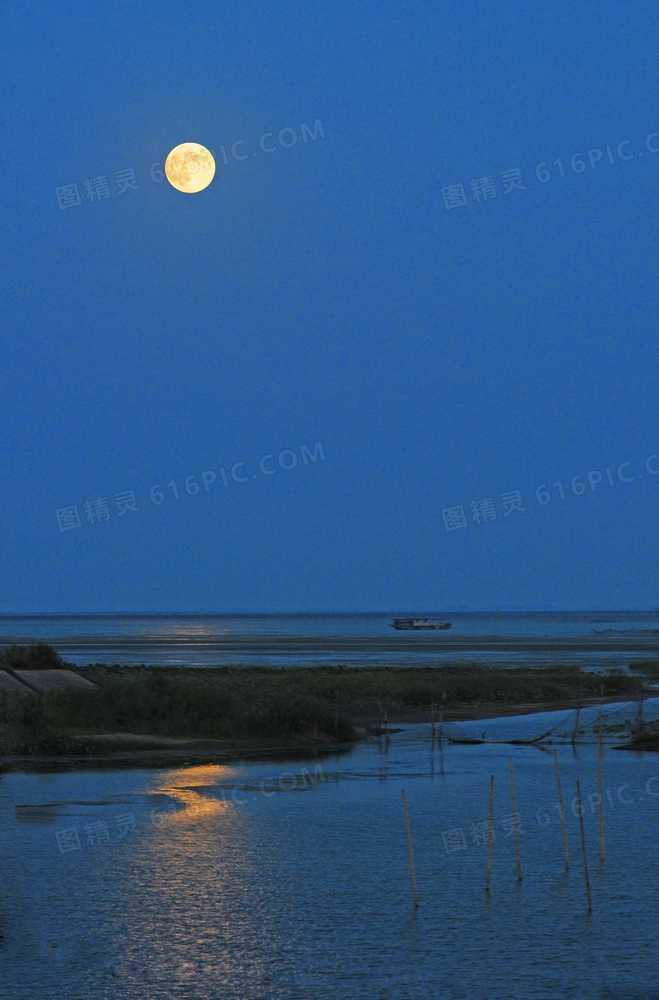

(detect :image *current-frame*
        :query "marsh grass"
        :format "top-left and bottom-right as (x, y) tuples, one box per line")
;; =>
(46, 670), (355, 742)
(0, 646), (642, 755)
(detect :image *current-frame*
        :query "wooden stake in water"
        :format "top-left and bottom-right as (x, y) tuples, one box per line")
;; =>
(507, 759), (522, 882)
(401, 790), (420, 911)
(575, 778), (593, 914)
(438, 710), (445, 776)
(571, 707), (581, 746)
(636, 686), (645, 733)
(485, 774), (495, 895)
(597, 720), (606, 866)
(553, 751), (570, 871)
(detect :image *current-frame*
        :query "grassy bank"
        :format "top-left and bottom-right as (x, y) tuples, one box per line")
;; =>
(0, 649), (643, 756)
(0, 667), (356, 755)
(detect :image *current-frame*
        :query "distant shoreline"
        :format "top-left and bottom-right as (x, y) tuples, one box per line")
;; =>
(2, 609), (659, 674)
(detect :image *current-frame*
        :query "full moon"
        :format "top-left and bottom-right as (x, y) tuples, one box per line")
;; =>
(164, 142), (216, 194)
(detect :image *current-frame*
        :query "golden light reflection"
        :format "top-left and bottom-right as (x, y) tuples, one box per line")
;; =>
(148, 764), (237, 826)
(114, 761), (269, 992)
(157, 787), (228, 825)
(158, 621), (217, 638)
(172, 624), (214, 637)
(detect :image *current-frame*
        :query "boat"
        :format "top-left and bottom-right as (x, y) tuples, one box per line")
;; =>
(390, 618), (452, 631)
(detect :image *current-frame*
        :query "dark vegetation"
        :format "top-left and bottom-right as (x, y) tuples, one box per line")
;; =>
(0, 643), (65, 670)
(0, 645), (71, 752)
(634, 661), (659, 678)
(0, 649), (358, 753)
(0, 646), (645, 756)
(621, 722), (659, 751)
(0, 692), (70, 754)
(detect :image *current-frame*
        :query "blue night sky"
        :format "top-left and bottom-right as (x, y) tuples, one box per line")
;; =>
(2, 1), (657, 612)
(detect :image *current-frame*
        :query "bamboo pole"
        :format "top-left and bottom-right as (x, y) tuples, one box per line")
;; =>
(553, 751), (570, 871)
(571, 707), (581, 746)
(597, 720), (606, 866)
(438, 710), (445, 776)
(575, 779), (592, 914)
(485, 775), (495, 895)
(636, 687), (645, 732)
(401, 790), (420, 911)
(507, 759), (522, 882)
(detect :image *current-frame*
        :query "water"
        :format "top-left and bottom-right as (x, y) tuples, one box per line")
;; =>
(2, 704), (658, 999)
(1, 611), (658, 668)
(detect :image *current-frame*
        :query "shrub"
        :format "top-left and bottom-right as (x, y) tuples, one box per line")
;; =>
(1, 643), (65, 671)
(0, 691), (68, 753)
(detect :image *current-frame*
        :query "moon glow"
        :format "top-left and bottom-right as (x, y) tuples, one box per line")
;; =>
(164, 142), (216, 194)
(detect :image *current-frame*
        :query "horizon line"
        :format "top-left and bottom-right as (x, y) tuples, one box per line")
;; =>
(0, 608), (657, 616)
